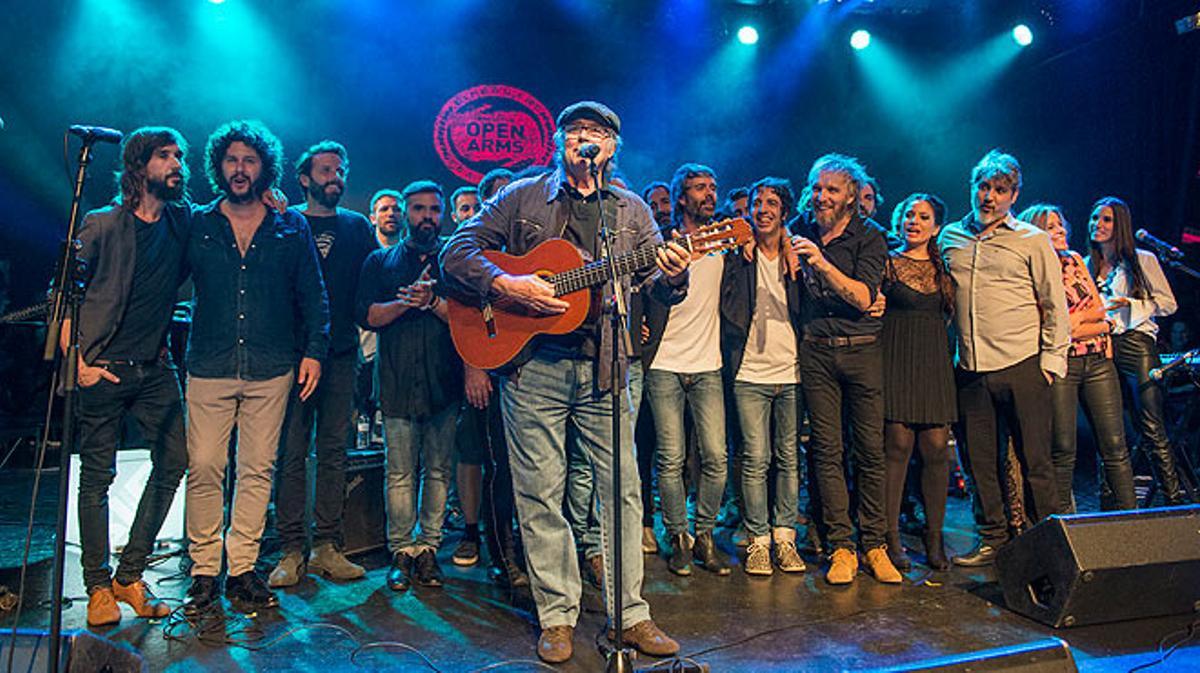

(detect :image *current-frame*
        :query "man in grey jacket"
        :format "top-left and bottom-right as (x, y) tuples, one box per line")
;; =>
(440, 101), (689, 664)
(70, 127), (192, 626)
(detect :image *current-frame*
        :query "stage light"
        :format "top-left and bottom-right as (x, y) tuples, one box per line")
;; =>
(850, 29), (871, 51)
(737, 25), (759, 45)
(1012, 24), (1033, 46)
(209, 0), (226, 4)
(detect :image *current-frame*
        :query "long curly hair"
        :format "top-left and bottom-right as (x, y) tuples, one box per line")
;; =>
(204, 120), (284, 198)
(116, 127), (189, 211)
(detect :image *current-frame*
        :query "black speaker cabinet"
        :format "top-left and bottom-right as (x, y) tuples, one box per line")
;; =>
(0, 629), (147, 672)
(342, 449), (386, 556)
(995, 505), (1200, 628)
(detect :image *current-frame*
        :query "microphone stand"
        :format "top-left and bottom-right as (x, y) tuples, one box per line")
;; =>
(43, 138), (93, 673)
(588, 156), (635, 673)
(1163, 258), (1200, 280)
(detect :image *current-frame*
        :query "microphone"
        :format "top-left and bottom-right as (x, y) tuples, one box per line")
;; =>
(1135, 229), (1184, 261)
(1149, 347), (1199, 382)
(68, 125), (123, 144)
(578, 143), (601, 159)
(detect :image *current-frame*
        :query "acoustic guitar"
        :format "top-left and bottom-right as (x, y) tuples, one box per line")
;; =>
(446, 217), (753, 370)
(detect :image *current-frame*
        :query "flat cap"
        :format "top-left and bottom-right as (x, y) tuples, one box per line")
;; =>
(556, 101), (621, 134)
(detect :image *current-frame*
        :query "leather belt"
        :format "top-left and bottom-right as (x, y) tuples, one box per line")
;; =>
(802, 334), (878, 348)
(92, 358), (159, 366)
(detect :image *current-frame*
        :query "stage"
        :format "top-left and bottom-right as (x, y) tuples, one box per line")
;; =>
(2, 470), (1197, 672)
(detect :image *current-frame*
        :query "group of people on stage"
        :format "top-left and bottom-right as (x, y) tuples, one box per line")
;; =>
(69, 99), (1192, 665)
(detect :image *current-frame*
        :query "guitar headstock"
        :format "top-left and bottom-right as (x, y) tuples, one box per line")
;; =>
(685, 217), (754, 259)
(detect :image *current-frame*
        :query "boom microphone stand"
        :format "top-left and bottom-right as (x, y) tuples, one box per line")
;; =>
(588, 155), (636, 673)
(41, 134), (97, 673)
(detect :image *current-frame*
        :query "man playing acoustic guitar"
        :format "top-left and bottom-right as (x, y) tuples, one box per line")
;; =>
(440, 101), (690, 664)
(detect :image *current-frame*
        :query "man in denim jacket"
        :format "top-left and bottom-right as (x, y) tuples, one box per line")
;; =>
(441, 101), (688, 664)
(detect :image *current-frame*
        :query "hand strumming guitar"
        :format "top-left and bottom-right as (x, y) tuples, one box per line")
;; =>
(493, 274), (570, 315)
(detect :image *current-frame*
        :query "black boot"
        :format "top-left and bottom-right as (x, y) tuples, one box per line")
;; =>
(667, 533), (693, 576)
(885, 531), (912, 571)
(923, 529), (949, 571)
(1150, 444), (1190, 505)
(692, 531), (732, 576)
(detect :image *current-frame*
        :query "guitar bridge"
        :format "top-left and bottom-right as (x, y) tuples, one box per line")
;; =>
(482, 302), (497, 339)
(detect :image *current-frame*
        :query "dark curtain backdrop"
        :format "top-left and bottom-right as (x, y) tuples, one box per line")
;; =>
(1, 0), (1197, 321)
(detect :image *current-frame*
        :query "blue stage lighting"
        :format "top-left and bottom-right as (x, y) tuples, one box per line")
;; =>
(737, 25), (759, 45)
(850, 29), (871, 51)
(1013, 24), (1033, 46)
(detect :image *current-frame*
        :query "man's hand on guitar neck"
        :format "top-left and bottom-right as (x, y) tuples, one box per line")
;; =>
(656, 235), (690, 283)
(493, 273), (569, 315)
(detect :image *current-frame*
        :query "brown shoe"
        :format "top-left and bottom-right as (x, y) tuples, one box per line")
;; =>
(826, 548), (858, 585)
(86, 586), (121, 626)
(864, 546), (903, 584)
(610, 619), (680, 657)
(537, 625), (574, 664)
(113, 578), (171, 618)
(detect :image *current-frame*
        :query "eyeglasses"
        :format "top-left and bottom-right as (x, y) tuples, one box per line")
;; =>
(565, 124), (615, 141)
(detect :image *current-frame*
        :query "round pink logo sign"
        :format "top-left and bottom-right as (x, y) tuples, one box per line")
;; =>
(433, 85), (556, 184)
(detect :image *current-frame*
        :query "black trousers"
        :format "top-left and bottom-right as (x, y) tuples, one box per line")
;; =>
(76, 362), (187, 591)
(274, 353), (358, 552)
(1050, 352), (1136, 512)
(458, 390), (522, 569)
(799, 340), (886, 551)
(956, 356), (1057, 546)
(1112, 331), (1187, 503)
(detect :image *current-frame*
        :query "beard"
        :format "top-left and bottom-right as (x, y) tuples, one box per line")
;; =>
(685, 200), (715, 224)
(221, 172), (266, 205)
(974, 205), (1006, 227)
(307, 179), (343, 209)
(410, 220), (439, 246)
(146, 173), (185, 202)
(814, 199), (852, 228)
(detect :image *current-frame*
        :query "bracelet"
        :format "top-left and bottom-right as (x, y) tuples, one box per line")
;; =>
(423, 295), (441, 311)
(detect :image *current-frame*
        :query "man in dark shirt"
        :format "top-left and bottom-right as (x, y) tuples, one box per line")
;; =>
(642, 181), (672, 231)
(370, 189), (402, 248)
(477, 168), (514, 202)
(789, 153), (900, 586)
(71, 127), (191, 626)
(267, 141), (376, 588)
(450, 185), (480, 228)
(441, 101), (689, 664)
(356, 180), (461, 592)
(183, 121), (329, 616)
(448, 182), (489, 569)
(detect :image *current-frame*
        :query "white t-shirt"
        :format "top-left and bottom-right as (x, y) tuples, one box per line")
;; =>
(736, 253), (800, 384)
(650, 253), (723, 373)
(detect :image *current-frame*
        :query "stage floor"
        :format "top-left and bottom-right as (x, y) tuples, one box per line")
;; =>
(1, 469), (1197, 672)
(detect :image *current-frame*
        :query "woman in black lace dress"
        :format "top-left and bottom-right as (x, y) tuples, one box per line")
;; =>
(881, 193), (957, 570)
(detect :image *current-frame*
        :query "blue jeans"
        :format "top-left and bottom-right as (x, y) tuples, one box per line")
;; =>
(500, 355), (650, 629)
(566, 362), (644, 559)
(645, 369), (727, 536)
(383, 404), (457, 554)
(733, 381), (800, 538)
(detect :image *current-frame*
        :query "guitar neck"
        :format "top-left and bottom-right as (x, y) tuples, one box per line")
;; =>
(0, 300), (50, 324)
(550, 243), (667, 297)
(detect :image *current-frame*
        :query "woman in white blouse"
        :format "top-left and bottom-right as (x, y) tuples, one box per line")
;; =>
(1086, 197), (1189, 506)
